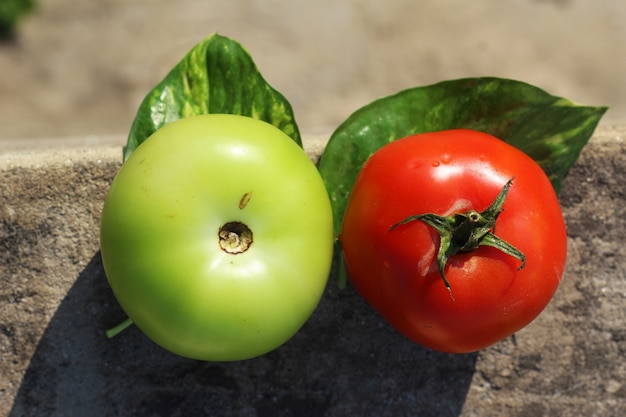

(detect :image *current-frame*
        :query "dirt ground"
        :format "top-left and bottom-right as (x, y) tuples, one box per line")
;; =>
(1, 1), (626, 416)
(0, 0), (625, 147)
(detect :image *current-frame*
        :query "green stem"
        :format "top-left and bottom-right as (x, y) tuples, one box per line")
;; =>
(105, 317), (134, 339)
(390, 178), (525, 299)
(336, 240), (348, 289)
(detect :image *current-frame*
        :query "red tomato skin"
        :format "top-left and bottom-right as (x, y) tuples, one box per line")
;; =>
(340, 129), (567, 353)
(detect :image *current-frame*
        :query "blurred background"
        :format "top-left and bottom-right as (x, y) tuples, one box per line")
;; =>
(0, 0), (624, 149)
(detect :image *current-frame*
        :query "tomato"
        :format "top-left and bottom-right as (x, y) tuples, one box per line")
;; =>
(340, 129), (567, 353)
(100, 114), (334, 361)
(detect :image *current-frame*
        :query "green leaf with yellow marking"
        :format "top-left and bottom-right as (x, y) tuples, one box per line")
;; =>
(318, 77), (607, 237)
(124, 33), (301, 161)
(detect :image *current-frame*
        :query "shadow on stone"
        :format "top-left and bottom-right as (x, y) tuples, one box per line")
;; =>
(10, 251), (477, 416)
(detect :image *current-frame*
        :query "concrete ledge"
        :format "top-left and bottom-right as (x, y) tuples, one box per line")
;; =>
(1, 127), (625, 416)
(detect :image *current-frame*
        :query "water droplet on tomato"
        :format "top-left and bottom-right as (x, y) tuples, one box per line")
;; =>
(431, 161), (440, 167)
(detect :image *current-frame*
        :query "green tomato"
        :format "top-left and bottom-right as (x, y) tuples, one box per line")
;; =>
(100, 114), (334, 361)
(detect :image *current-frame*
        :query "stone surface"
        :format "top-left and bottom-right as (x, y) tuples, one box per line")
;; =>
(1, 127), (625, 416)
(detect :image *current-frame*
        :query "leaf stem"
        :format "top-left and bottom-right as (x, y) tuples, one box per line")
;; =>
(335, 240), (348, 289)
(105, 317), (134, 339)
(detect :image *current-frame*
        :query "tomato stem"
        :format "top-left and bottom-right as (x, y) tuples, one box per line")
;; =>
(219, 221), (253, 254)
(390, 178), (525, 299)
(105, 317), (134, 339)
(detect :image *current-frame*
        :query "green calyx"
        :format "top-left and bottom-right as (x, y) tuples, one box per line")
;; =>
(390, 179), (525, 300)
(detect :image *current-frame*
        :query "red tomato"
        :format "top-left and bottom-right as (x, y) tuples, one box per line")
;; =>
(340, 129), (567, 353)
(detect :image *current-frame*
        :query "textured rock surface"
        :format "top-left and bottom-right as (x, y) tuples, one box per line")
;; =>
(1, 127), (625, 416)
